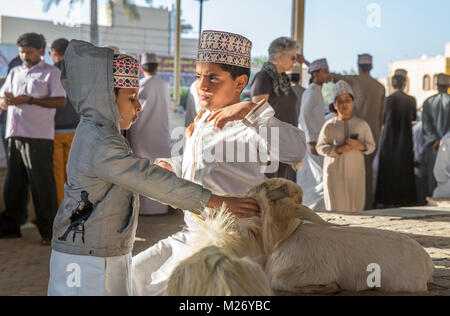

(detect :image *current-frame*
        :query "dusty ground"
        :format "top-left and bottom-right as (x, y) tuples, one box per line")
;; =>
(1, 197), (449, 296)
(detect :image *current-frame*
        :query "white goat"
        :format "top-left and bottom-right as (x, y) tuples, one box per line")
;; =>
(185, 178), (434, 294)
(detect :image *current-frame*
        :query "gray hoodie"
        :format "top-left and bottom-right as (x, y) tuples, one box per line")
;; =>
(51, 40), (211, 257)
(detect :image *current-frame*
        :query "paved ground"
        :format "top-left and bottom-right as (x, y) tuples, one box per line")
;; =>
(1, 197), (449, 296)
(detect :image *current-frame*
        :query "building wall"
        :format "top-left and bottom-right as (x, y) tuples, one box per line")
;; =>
(0, 4), (198, 60)
(388, 43), (450, 108)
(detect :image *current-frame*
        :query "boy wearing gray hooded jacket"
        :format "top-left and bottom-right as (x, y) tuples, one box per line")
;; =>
(48, 40), (260, 296)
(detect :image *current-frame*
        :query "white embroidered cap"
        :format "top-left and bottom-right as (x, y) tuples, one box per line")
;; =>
(436, 73), (450, 86)
(394, 69), (408, 78)
(333, 80), (354, 101)
(141, 52), (157, 64)
(308, 58), (328, 73)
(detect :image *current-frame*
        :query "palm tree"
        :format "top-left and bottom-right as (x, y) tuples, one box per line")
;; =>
(42, 0), (152, 45)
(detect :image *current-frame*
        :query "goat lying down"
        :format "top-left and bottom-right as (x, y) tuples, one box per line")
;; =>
(184, 178), (434, 294)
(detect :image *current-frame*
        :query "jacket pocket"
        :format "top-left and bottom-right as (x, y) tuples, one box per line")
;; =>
(118, 195), (135, 233)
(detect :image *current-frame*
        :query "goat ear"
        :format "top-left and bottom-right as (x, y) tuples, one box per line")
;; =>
(274, 218), (302, 249)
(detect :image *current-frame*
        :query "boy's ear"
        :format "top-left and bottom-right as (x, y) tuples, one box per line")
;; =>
(235, 74), (248, 93)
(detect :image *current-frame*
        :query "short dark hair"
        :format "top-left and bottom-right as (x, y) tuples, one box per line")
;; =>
(51, 38), (69, 56)
(142, 63), (158, 73)
(17, 33), (46, 50)
(328, 103), (337, 113)
(309, 70), (319, 84)
(218, 63), (250, 81)
(392, 75), (406, 90)
(359, 64), (373, 72)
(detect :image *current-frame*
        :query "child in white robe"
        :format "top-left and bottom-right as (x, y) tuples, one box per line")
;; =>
(317, 81), (376, 212)
(132, 30), (307, 295)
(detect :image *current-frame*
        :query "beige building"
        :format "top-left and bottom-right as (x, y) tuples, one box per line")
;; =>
(0, 3), (198, 59)
(384, 42), (450, 108)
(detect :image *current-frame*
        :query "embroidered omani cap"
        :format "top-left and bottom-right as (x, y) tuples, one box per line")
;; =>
(113, 54), (140, 88)
(197, 30), (252, 69)
(308, 58), (328, 73)
(333, 80), (354, 101)
(394, 69), (408, 78)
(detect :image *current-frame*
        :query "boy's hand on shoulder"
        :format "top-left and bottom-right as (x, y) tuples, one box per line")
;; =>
(208, 101), (254, 130)
(155, 160), (174, 173)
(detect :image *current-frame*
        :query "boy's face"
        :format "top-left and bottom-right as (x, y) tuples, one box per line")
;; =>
(334, 93), (354, 119)
(196, 62), (248, 112)
(116, 88), (142, 130)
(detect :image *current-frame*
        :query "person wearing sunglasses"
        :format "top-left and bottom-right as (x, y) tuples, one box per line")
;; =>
(251, 37), (304, 181)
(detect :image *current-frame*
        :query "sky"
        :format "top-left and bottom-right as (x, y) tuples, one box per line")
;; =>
(1, 0), (449, 78)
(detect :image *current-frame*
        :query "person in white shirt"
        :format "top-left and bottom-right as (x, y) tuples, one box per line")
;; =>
(296, 58), (331, 210)
(127, 52), (171, 215)
(132, 30), (307, 296)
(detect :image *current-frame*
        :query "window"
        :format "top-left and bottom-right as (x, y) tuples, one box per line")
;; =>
(433, 74), (439, 90)
(423, 75), (431, 91)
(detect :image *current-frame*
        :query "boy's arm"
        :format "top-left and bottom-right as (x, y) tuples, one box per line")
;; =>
(154, 156), (183, 177)
(244, 101), (307, 165)
(93, 138), (210, 213)
(92, 137), (261, 217)
(360, 121), (376, 155)
(316, 124), (341, 158)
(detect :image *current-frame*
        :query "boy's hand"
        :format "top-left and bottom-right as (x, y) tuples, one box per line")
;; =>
(207, 194), (261, 219)
(208, 101), (255, 130)
(308, 142), (319, 156)
(346, 138), (366, 152)
(432, 139), (440, 152)
(155, 160), (174, 173)
(336, 144), (352, 154)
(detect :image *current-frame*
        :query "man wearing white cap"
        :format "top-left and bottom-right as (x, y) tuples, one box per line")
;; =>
(317, 81), (376, 212)
(296, 58), (331, 211)
(421, 73), (450, 195)
(127, 52), (171, 215)
(331, 54), (385, 210)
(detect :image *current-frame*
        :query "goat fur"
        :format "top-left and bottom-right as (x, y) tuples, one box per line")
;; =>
(165, 245), (273, 296)
(187, 178), (435, 294)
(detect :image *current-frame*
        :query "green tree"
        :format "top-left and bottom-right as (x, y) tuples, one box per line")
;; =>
(42, 0), (152, 45)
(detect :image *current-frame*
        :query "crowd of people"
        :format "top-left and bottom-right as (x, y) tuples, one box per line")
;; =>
(0, 29), (448, 295)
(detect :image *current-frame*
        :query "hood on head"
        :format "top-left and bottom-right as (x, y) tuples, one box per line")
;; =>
(61, 39), (122, 126)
